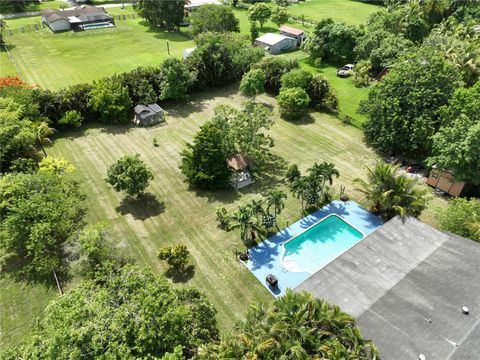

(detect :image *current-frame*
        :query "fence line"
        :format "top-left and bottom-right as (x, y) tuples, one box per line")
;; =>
(2, 44), (24, 80)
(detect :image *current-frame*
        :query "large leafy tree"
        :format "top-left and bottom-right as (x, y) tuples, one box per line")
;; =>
(157, 58), (195, 100)
(427, 82), (480, 185)
(7, 265), (218, 359)
(354, 162), (428, 220)
(280, 68), (312, 90)
(239, 68), (265, 99)
(0, 172), (85, 277)
(134, 0), (185, 30)
(437, 198), (480, 242)
(270, 6), (289, 27)
(252, 56), (299, 93)
(277, 87), (310, 121)
(180, 120), (232, 190)
(360, 50), (462, 156)
(0, 97), (37, 170)
(189, 5), (239, 36)
(106, 154), (154, 197)
(198, 289), (378, 359)
(88, 78), (132, 124)
(303, 18), (360, 61)
(248, 3), (272, 28)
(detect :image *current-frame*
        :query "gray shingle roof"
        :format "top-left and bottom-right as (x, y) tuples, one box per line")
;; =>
(295, 216), (480, 360)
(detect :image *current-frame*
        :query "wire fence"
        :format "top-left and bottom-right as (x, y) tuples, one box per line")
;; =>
(3, 13), (138, 36)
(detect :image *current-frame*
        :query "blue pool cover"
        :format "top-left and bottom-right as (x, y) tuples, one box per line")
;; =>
(243, 200), (384, 297)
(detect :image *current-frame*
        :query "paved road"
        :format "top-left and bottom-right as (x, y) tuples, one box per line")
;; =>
(0, 2), (132, 19)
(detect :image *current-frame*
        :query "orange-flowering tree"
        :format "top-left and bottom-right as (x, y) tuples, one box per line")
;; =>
(0, 76), (30, 88)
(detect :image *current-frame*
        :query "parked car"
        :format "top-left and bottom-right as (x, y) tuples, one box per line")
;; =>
(337, 64), (354, 77)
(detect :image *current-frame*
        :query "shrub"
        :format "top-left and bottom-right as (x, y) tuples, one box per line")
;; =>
(437, 198), (480, 242)
(106, 154), (154, 197)
(280, 68), (312, 90)
(285, 164), (301, 183)
(88, 78), (132, 124)
(306, 74), (330, 109)
(157, 58), (195, 100)
(353, 59), (373, 87)
(319, 89), (338, 113)
(240, 68), (265, 98)
(215, 206), (231, 230)
(253, 56), (299, 93)
(59, 110), (83, 129)
(277, 87), (310, 121)
(158, 244), (190, 269)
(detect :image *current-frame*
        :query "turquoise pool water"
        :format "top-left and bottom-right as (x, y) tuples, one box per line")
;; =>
(282, 215), (364, 274)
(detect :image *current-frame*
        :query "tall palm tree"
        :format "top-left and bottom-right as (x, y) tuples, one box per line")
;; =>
(36, 122), (55, 157)
(265, 189), (287, 228)
(354, 161), (428, 220)
(290, 176), (311, 214)
(248, 199), (265, 222)
(230, 205), (265, 246)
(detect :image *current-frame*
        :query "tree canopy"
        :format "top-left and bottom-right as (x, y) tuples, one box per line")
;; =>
(248, 3), (272, 28)
(7, 265), (218, 359)
(106, 154), (154, 197)
(240, 68), (265, 99)
(0, 172), (85, 277)
(198, 289), (378, 359)
(134, 0), (185, 30)
(157, 58), (195, 100)
(252, 56), (299, 93)
(437, 198), (480, 242)
(360, 50), (462, 156)
(88, 78), (132, 124)
(189, 5), (240, 36)
(277, 87), (310, 121)
(427, 82), (480, 185)
(270, 6), (289, 27)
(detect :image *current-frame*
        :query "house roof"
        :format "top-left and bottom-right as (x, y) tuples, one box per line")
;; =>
(255, 33), (294, 46)
(295, 216), (480, 360)
(42, 6), (111, 23)
(134, 104), (163, 118)
(279, 25), (304, 36)
(227, 155), (253, 171)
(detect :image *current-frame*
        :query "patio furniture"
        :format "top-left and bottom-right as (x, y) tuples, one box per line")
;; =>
(266, 274), (278, 288)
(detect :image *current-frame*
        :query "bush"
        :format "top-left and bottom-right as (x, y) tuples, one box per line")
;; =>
(157, 58), (195, 100)
(253, 56), (299, 93)
(158, 244), (191, 269)
(106, 154), (154, 197)
(280, 68), (312, 90)
(240, 68), (265, 98)
(285, 164), (301, 183)
(319, 89), (338, 113)
(277, 87), (310, 121)
(88, 78), (132, 124)
(353, 60), (373, 87)
(306, 74), (330, 109)
(437, 198), (480, 242)
(215, 206), (231, 230)
(59, 110), (83, 129)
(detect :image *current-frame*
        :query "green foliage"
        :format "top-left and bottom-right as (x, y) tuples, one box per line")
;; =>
(134, 0), (185, 30)
(106, 154), (154, 197)
(198, 289), (379, 359)
(427, 82), (480, 185)
(277, 87), (310, 121)
(360, 50), (462, 156)
(239, 68), (265, 98)
(157, 58), (195, 100)
(8, 265), (218, 359)
(249, 20), (259, 44)
(353, 60), (373, 87)
(118, 70), (157, 105)
(215, 207), (231, 230)
(354, 162), (428, 220)
(306, 74), (337, 112)
(252, 56), (299, 93)
(180, 121), (232, 190)
(229, 203), (266, 247)
(285, 163), (301, 183)
(0, 97), (37, 171)
(270, 6), (289, 27)
(158, 244), (191, 269)
(88, 78), (132, 124)
(303, 17), (360, 61)
(58, 110), (82, 129)
(189, 5), (240, 36)
(248, 3), (272, 28)
(0, 172), (85, 277)
(280, 68), (312, 90)
(265, 188), (287, 227)
(38, 156), (75, 175)
(437, 198), (480, 242)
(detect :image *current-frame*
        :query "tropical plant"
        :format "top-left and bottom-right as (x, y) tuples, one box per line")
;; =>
(58, 109), (82, 129)
(285, 163), (301, 183)
(35, 121), (55, 157)
(354, 162), (428, 220)
(215, 206), (231, 230)
(38, 156), (76, 175)
(88, 78), (132, 124)
(437, 198), (480, 242)
(106, 154), (154, 197)
(308, 162), (339, 202)
(290, 176), (312, 214)
(230, 205), (265, 247)
(197, 289), (379, 359)
(265, 189), (287, 228)
(158, 244), (191, 270)
(280, 68), (312, 90)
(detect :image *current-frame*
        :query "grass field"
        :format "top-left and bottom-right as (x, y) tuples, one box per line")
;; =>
(0, 49), (19, 77)
(3, 16), (192, 89)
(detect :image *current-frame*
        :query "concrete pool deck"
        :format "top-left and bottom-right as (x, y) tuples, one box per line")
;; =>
(243, 200), (383, 297)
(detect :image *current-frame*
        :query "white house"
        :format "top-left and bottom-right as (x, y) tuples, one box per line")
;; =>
(41, 6), (114, 32)
(255, 33), (297, 55)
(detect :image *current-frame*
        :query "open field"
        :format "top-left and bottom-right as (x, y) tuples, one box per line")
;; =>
(0, 50), (18, 76)
(2, 16), (192, 89)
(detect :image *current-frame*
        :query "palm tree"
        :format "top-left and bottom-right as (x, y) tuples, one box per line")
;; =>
(230, 205), (265, 246)
(309, 162), (340, 202)
(290, 176), (311, 215)
(247, 199), (265, 222)
(354, 161), (428, 220)
(36, 122), (55, 157)
(265, 189), (287, 228)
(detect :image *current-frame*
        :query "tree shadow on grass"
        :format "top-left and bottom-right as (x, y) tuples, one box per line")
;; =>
(164, 265), (195, 283)
(291, 111), (316, 125)
(116, 193), (165, 220)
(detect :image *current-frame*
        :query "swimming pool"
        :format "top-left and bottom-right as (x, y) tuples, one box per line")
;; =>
(282, 215), (364, 274)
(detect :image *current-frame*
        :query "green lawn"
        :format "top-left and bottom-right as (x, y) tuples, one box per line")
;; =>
(287, 0), (379, 25)
(0, 49), (19, 77)
(2, 16), (193, 89)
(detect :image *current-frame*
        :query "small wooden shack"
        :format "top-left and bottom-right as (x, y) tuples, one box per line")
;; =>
(228, 154), (254, 189)
(133, 104), (165, 126)
(426, 168), (466, 197)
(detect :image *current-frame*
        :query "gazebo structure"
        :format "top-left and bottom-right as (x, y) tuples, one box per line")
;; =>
(227, 154), (254, 189)
(133, 104), (165, 126)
